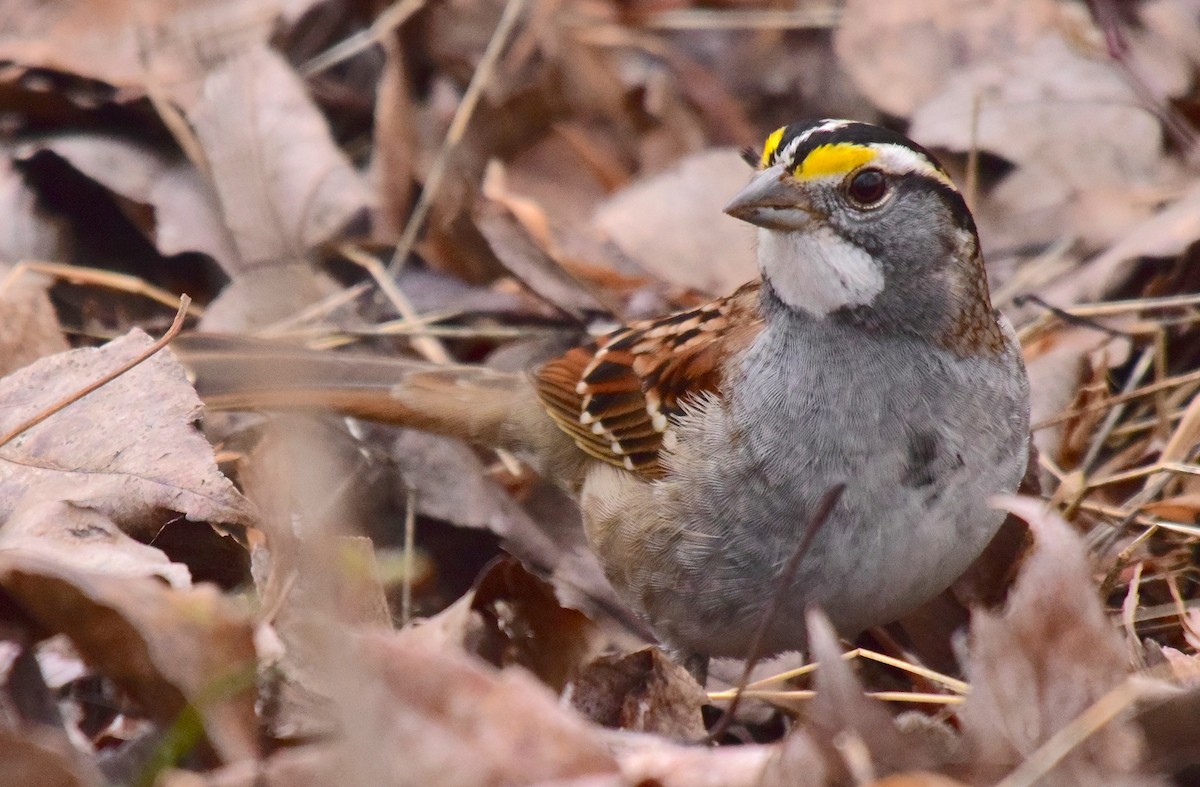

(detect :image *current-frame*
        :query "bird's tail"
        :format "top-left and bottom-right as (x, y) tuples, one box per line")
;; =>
(171, 333), (550, 453)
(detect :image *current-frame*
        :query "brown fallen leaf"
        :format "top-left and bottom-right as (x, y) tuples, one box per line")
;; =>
(961, 496), (1164, 786)
(347, 632), (618, 785)
(16, 134), (240, 273)
(0, 726), (102, 787)
(0, 263), (69, 378)
(835, 0), (1059, 117)
(802, 608), (939, 781)
(371, 34), (417, 243)
(0, 558), (258, 765)
(613, 735), (779, 787)
(186, 44), (368, 330)
(568, 647), (705, 740)
(188, 45), (369, 270)
(0, 329), (255, 534)
(910, 31), (1168, 256)
(0, 0), (288, 105)
(400, 557), (609, 693)
(1, 483), (190, 587)
(1041, 181), (1200, 307)
(476, 188), (614, 321)
(592, 148), (757, 296)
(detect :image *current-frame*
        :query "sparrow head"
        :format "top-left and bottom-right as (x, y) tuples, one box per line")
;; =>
(725, 120), (1001, 355)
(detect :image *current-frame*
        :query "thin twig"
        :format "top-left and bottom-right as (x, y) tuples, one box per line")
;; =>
(256, 281), (372, 337)
(338, 244), (451, 364)
(300, 0), (428, 77)
(0, 295), (191, 449)
(1079, 345), (1154, 475)
(723, 646), (970, 696)
(965, 92), (981, 211)
(706, 484), (845, 742)
(0, 260), (204, 317)
(1012, 293), (1133, 338)
(705, 688), (964, 705)
(385, 0), (530, 276)
(633, 8), (840, 30)
(401, 484), (417, 625)
(1033, 368), (1200, 430)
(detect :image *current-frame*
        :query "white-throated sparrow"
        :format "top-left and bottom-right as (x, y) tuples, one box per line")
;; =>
(179, 120), (1031, 669)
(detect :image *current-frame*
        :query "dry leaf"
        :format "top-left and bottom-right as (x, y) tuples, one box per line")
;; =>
(0, 0), (283, 104)
(962, 496), (1161, 786)
(911, 33), (1165, 254)
(592, 148), (757, 295)
(17, 134), (240, 272)
(0, 726), (102, 787)
(188, 45), (369, 269)
(804, 608), (937, 779)
(371, 36), (416, 243)
(835, 0), (1060, 117)
(1042, 181), (1200, 306)
(0, 329), (255, 533)
(341, 632), (619, 785)
(476, 196), (611, 321)
(392, 429), (580, 572)
(613, 735), (778, 787)
(0, 485), (191, 587)
(568, 647), (705, 739)
(0, 263), (69, 378)
(0, 558), (258, 764)
(400, 557), (609, 693)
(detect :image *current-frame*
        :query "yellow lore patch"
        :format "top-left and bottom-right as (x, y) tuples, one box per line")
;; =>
(760, 126), (786, 168)
(795, 143), (877, 180)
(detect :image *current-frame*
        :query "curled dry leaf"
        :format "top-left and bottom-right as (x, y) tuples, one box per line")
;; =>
(16, 134), (240, 272)
(400, 557), (608, 693)
(476, 188), (613, 321)
(568, 647), (705, 740)
(962, 496), (1162, 786)
(1, 483), (191, 587)
(0, 329), (255, 534)
(0, 558), (258, 764)
(592, 149), (757, 295)
(0, 263), (69, 378)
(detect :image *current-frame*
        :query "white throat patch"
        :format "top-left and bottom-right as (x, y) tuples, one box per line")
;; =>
(758, 227), (884, 316)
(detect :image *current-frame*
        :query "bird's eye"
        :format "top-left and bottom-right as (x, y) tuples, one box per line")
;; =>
(846, 168), (888, 207)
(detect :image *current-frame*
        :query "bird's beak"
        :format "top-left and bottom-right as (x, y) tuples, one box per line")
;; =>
(723, 164), (813, 231)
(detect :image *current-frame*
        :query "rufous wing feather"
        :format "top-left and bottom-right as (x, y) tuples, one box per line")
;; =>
(533, 282), (764, 478)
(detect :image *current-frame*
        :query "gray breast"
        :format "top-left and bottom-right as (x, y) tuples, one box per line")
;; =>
(655, 317), (1029, 656)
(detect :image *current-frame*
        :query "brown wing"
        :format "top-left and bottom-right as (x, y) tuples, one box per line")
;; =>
(534, 282), (764, 478)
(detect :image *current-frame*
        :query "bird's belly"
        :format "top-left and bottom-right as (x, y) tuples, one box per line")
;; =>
(581, 374), (1028, 660)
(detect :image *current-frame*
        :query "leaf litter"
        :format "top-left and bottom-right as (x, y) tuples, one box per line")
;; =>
(1, 0), (1200, 784)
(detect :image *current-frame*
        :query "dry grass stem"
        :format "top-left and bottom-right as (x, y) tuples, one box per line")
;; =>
(385, 0), (531, 276)
(0, 261), (204, 317)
